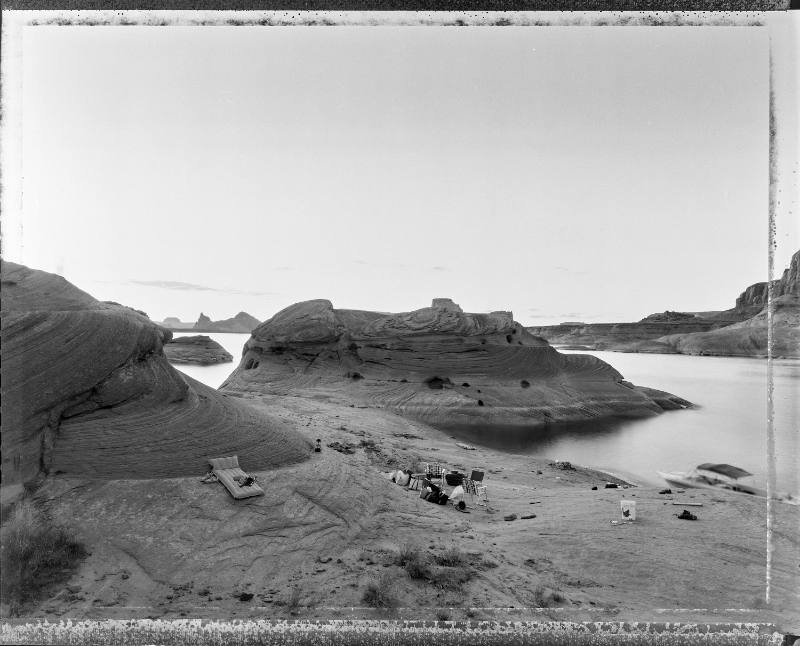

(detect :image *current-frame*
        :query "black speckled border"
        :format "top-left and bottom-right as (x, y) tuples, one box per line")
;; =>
(0, 7), (788, 645)
(0, 619), (789, 645)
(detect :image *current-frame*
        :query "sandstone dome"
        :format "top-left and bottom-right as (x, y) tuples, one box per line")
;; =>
(0, 261), (310, 487)
(222, 298), (689, 428)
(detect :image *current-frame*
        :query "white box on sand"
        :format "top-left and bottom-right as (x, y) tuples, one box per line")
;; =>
(620, 500), (636, 521)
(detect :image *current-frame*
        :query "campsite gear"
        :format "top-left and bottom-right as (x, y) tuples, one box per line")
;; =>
(395, 471), (411, 487)
(658, 488), (672, 495)
(408, 473), (425, 490)
(315, 439), (321, 453)
(456, 501), (467, 511)
(604, 483), (618, 489)
(425, 463), (445, 486)
(445, 471), (464, 486)
(671, 501), (703, 506)
(676, 509), (697, 520)
(208, 456), (265, 500)
(470, 470), (485, 484)
(449, 484), (465, 505)
(620, 500), (636, 521)
(200, 472), (218, 484)
(591, 486), (598, 490)
(658, 464), (798, 505)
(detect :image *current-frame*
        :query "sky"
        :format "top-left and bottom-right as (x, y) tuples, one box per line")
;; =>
(2, 13), (798, 326)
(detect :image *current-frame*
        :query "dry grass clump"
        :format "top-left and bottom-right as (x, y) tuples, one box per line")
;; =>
(286, 586), (302, 614)
(532, 585), (567, 607)
(0, 500), (87, 614)
(362, 577), (397, 609)
(434, 546), (467, 567)
(429, 565), (473, 591)
(394, 544), (430, 580)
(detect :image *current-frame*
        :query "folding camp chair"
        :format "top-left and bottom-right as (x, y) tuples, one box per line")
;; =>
(208, 455), (265, 500)
(464, 469), (487, 505)
(425, 462), (445, 488)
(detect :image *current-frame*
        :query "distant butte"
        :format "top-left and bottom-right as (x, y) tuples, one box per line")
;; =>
(158, 311), (261, 333)
(220, 297), (691, 429)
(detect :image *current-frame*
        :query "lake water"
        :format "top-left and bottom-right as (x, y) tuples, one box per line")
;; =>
(170, 332), (250, 389)
(169, 334), (799, 493)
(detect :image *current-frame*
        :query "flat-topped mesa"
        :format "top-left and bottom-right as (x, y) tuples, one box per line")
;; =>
(222, 298), (691, 429)
(0, 262), (309, 488)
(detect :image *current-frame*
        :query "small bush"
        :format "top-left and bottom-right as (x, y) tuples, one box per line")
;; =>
(435, 546), (467, 567)
(532, 585), (567, 607)
(395, 544), (429, 580)
(405, 557), (430, 580)
(362, 579), (396, 608)
(395, 544), (420, 566)
(0, 501), (87, 612)
(436, 608), (451, 621)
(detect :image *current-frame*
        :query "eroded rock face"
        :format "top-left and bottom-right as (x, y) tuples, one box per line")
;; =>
(164, 335), (234, 365)
(222, 298), (690, 429)
(0, 262), (309, 487)
(528, 250), (800, 358)
(193, 311), (261, 333)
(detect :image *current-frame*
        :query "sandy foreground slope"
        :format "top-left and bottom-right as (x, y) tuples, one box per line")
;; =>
(17, 393), (799, 632)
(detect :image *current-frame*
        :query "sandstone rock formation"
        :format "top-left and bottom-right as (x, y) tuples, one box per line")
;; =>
(528, 250), (800, 358)
(158, 312), (261, 333)
(0, 262), (309, 489)
(221, 298), (690, 430)
(193, 311), (261, 333)
(163, 335), (234, 365)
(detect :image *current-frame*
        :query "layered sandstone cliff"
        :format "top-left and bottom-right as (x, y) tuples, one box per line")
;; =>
(528, 250), (800, 358)
(221, 298), (690, 429)
(0, 262), (309, 488)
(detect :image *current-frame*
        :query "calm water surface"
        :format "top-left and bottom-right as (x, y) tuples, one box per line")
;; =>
(442, 350), (799, 492)
(169, 336), (799, 492)
(170, 332), (250, 389)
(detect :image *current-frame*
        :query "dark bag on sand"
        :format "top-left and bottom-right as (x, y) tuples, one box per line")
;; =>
(436, 493), (449, 505)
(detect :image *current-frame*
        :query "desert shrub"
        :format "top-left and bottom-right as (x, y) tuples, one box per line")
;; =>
(395, 544), (430, 580)
(532, 585), (567, 607)
(429, 566), (473, 591)
(0, 500), (87, 612)
(362, 578), (396, 608)
(395, 544), (420, 566)
(434, 546), (467, 567)
(405, 557), (430, 580)
(520, 380), (530, 388)
(436, 608), (451, 621)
